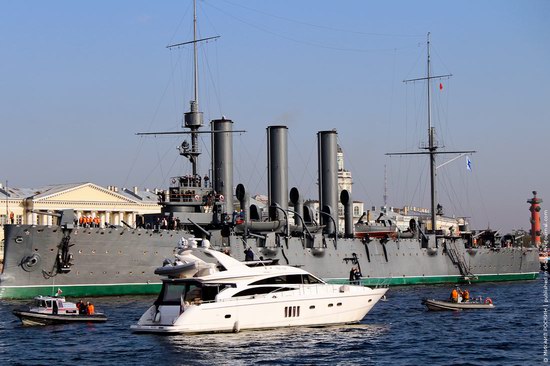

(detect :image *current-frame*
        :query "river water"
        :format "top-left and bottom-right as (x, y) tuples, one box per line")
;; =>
(1, 274), (546, 366)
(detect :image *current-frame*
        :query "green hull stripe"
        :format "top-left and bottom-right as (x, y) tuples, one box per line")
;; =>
(0, 272), (539, 299)
(327, 272), (539, 286)
(0, 283), (162, 300)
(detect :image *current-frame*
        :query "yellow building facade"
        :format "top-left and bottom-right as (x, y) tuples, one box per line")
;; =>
(0, 182), (162, 256)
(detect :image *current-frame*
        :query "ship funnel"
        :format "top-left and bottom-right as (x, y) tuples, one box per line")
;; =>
(212, 118), (234, 215)
(317, 130), (339, 235)
(267, 126), (288, 220)
(341, 189), (353, 238)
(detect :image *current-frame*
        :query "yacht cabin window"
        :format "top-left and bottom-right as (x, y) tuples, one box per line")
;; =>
(250, 274), (324, 286)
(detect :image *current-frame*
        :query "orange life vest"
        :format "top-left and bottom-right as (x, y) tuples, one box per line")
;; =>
(451, 289), (458, 301)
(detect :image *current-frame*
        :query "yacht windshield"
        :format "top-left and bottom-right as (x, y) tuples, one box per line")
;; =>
(155, 281), (233, 305)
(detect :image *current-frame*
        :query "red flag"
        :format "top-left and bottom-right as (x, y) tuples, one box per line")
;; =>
(439, 83), (443, 90)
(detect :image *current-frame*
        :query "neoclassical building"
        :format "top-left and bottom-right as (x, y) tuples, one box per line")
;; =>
(0, 182), (161, 242)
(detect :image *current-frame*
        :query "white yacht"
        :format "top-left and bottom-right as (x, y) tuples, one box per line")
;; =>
(131, 248), (387, 334)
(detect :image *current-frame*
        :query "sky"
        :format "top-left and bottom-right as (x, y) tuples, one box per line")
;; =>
(1, 0), (549, 233)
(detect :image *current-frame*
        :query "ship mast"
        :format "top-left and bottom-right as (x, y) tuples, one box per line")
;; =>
(426, 33), (438, 234)
(140, 0), (220, 177)
(166, 0), (219, 177)
(388, 33), (474, 235)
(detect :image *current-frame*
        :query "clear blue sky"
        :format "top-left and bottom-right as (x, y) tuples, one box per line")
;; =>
(1, 0), (548, 233)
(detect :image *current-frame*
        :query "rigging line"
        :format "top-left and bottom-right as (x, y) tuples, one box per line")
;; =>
(440, 169), (461, 216)
(237, 131), (265, 197)
(335, 134), (372, 206)
(195, 3), (224, 116)
(168, 1), (193, 45)
(136, 138), (178, 188)
(288, 132), (317, 197)
(418, 158), (428, 209)
(123, 51), (186, 189)
(203, 1), (416, 53)
(200, 41), (223, 118)
(217, 0), (425, 38)
(124, 42), (194, 188)
(403, 42), (426, 82)
(385, 48), (397, 151)
(431, 46), (453, 77)
(473, 165), (490, 228)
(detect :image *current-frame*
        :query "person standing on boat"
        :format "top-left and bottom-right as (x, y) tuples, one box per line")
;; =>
(76, 300), (85, 314)
(354, 267), (362, 285)
(350, 267), (361, 285)
(450, 287), (459, 303)
(461, 289), (470, 302)
(87, 302), (95, 315)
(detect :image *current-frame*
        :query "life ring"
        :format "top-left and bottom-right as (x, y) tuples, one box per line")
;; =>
(485, 297), (493, 305)
(219, 194), (224, 202)
(194, 194), (200, 201)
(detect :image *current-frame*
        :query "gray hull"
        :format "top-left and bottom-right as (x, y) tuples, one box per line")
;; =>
(0, 224), (539, 299)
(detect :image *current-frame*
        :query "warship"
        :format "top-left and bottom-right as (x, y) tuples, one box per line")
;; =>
(0, 8), (539, 299)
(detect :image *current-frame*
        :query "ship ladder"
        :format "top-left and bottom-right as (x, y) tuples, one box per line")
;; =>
(447, 242), (476, 282)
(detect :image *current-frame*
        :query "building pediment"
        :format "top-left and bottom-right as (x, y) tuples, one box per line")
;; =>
(33, 183), (138, 204)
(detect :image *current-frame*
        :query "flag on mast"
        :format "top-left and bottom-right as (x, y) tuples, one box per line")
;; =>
(466, 156), (472, 171)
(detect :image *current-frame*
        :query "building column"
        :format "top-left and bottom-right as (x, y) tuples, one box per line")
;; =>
(126, 212), (134, 227)
(114, 212), (120, 226)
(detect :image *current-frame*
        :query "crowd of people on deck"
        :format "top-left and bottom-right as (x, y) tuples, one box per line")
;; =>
(78, 215), (101, 228)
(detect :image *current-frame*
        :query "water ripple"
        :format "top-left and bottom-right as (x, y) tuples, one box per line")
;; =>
(0, 276), (546, 365)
